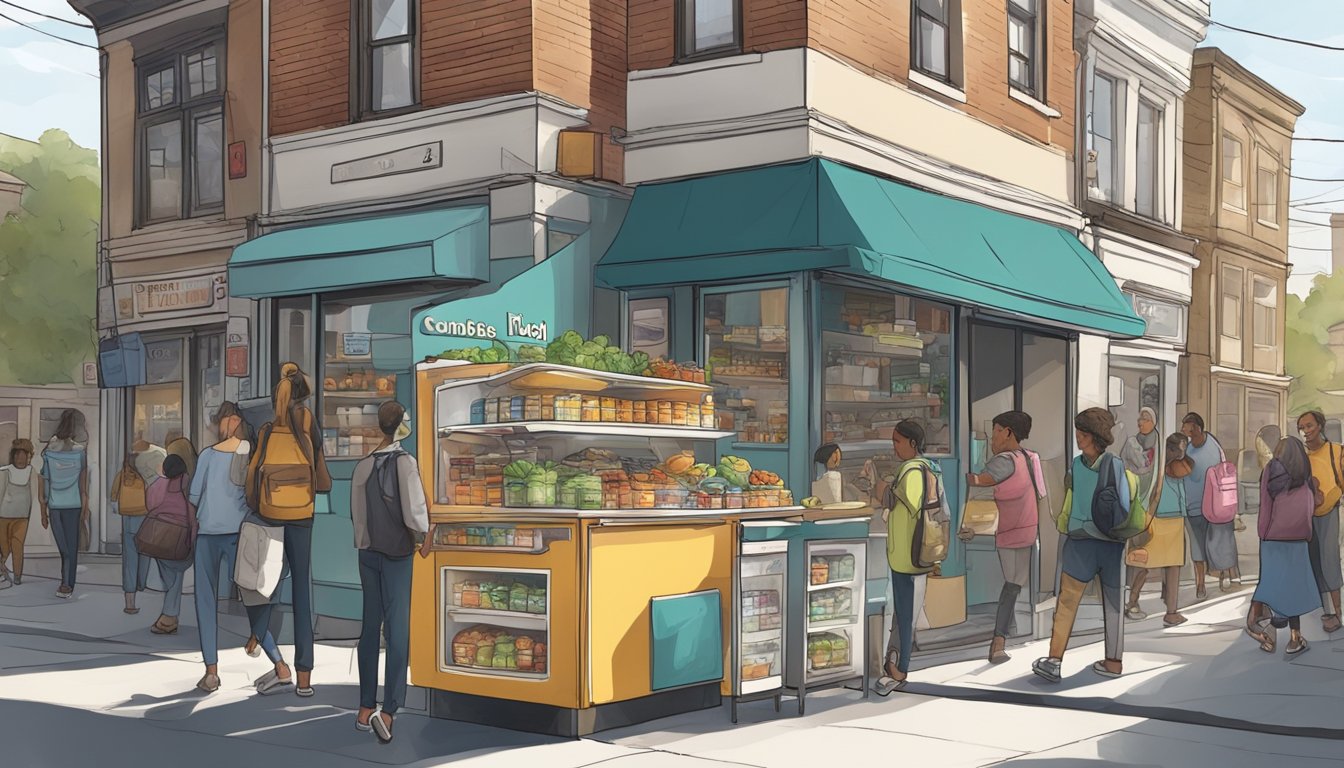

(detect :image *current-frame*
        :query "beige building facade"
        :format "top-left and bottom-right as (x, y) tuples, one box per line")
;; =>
(1182, 47), (1302, 463)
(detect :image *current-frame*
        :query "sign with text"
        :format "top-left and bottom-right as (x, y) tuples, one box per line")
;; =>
(331, 141), (443, 184)
(134, 274), (226, 315)
(342, 333), (372, 357)
(420, 312), (548, 343)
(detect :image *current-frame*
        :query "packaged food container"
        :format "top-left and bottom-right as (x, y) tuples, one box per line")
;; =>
(655, 488), (689, 509)
(578, 484), (603, 510)
(725, 487), (744, 508)
(631, 400), (647, 424)
(618, 399), (634, 423)
(634, 488), (657, 508)
(513, 528), (535, 548)
(581, 397), (601, 422)
(510, 396), (526, 421)
(600, 397), (617, 422)
(524, 395), (542, 421)
(541, 395), (556, 421)
(780, 489), (794, 506)
(485, 398), (500, 424)
(658, 401), (674, 425)
(810, 557), (830, 585)
(554, 394), (581, 421)
(504, 480), (528, 508)
(672, 402), (689, 426)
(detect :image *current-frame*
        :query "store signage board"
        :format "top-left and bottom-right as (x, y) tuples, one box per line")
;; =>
(331, 141), (443, 184)
(134, 274), (225, 315)
(343, 333), (372, 357)
(420, 312), (548, 343)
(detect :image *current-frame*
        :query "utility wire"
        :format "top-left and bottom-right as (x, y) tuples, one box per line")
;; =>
(0, 10), (96, 48)
(1294, 198), (1344, 208)
(1211, 21), (1344, 51)
(1293, 174), (1344, 183)
(0, 0), (92, 28)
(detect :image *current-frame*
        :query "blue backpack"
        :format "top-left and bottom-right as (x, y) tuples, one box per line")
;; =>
(41, 446), (86, 509)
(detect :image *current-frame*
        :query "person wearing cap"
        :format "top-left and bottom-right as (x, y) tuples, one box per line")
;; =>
(1123, 433), (1193, 626)
(189, 402), (286, 694)
(0, 439), (37, 586)
(349, 401), (430, 744)
(1033, 408), (1135, 683)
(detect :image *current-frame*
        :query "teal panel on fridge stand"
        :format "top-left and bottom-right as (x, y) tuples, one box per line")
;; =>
(650, 590), (724, 691)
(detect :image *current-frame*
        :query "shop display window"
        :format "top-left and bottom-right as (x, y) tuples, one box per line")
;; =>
(703, 288), (789, 445)
(133, 339), (185, 450)
(442, 566), (550, 678)
(197, 333), (224, 441)
(275, 297), (315, 376)
(321, 299), (401, 459)
(819, 282), (953, 508)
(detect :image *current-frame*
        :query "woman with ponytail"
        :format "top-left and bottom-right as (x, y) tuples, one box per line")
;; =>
(245, 363), (331, 698)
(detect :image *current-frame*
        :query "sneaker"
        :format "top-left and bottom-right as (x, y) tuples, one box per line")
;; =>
(255, 670), (293, 695)
(1031, 657), (1062, 683)
(196, 673), (221, 693)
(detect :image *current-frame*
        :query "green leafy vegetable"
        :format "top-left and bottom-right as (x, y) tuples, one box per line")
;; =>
(504, 461), (535, 480)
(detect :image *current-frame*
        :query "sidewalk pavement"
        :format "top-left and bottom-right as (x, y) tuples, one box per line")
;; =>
(2, 566), (1341, 767)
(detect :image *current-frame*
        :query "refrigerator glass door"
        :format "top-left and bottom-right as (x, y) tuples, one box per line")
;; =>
(442, 565), (550, 680)
(739, 550), (786, 695)
(804, 540), (866, 682)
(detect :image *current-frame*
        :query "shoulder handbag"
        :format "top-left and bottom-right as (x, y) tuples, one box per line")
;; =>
(134, 482), (195, 561)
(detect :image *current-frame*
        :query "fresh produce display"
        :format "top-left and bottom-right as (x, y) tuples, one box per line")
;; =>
(716, 455), (752, 488)
(535, 331), (652, 376)
(748, 470), (783, 488)
(450, 626), (547, 674)
(807, 631), (851, 671)
(437, 340), (513, 364)
(809, 554), (857, 585)
(740, 641), (779, 681)
(437, 526), (539, 550)
(809, 586), (855, 623)
(502, 460), (559, 507)
(453, 580), (547, 614)
(646, 357), (707, 383)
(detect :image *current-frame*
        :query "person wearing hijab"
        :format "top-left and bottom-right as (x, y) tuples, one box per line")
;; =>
(1124, 433), (1193, 626)
(1121, 407), (1160, 501)
(1245, 437), (1320, 656)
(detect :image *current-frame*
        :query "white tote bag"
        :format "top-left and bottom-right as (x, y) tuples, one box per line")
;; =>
(235, 520), (285, 600)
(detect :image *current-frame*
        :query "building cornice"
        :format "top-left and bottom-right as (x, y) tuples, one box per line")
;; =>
(1196, 47), (1306, 119)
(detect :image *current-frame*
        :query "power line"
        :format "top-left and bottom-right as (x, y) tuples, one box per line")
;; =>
(1293, 174), (1344, 183)
(0, 0), (93, 28)
(1210, 21), (1344, 51)
(1293, 198), (1344, 208)
(1292, 246), (1337, 253)
(1296, 137), (1344, 145)
(0, 10), (96, 48)
(1291, 185), (1344, 204)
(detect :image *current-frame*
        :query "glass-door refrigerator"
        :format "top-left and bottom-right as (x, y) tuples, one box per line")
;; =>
(732, 539), (788, 722)
(799, 539), (866, 712)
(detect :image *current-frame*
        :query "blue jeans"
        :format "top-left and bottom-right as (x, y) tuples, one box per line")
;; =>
(245, 522), (314, 672)
(158, 558), (192, 618)
(195, 533), (281, 666)
(357, 549), (414, 715)
(121, 516), (152, 593)
(50, 508), (81, 588)
(885, 571), (918, 674)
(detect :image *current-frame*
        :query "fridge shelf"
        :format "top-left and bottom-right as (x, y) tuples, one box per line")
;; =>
(808, 577), (859, 592)
(807, 617), (860, 631)
(742, 629), (784, 644)
(445, 607), (548, 630)
(446, 666), (548, 681)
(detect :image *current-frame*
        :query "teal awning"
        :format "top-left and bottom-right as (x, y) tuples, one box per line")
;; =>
(228, 206), (489, 298)
(596, 159), (1145, 338)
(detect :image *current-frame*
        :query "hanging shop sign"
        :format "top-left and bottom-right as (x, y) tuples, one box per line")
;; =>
(133, 273), (227, 316)
(331, 141), (443, 184)
(420, 312), (548, 343)
(226, 316), (251, 377)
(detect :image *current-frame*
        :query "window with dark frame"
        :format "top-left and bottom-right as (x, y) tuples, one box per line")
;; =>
(912, 0), (952, 82)
(136, 38), (224, 226)
(1007, 0), (1043, 97)
(676, 0), (740, 61)
(356, 0), (417, 116)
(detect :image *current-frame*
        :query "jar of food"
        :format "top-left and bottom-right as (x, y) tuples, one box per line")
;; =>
(701, 396), (716, 429)
(688, 403), (701, 427)
(780, 489), (794, 506)
(600, 397), (617, 422)
(725, 487), (745, 509)
(632, 401), (648, 424)
(657, 401), (674, 426)
(581, 397), (601, 422)
(672, 402), (689, 426)
(577, 483), (604, 510)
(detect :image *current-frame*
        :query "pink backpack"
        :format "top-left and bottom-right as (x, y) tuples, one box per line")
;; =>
(1201, 437), (1238, 524)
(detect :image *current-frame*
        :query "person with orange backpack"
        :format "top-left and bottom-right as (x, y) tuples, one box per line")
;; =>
(244, 362), (332, 698)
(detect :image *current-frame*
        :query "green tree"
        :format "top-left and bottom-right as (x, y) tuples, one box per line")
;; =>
(0, 130), (99, 385)
(1285, 270), (1344, 418)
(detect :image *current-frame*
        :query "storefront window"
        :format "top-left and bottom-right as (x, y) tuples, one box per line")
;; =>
(134, 338), (185, 450)
(197, 333), (224, 440)
(321, 298), (401, 459)
(628, 297), (670, 361)
(819, 283), (953, 507)
(1216, 382), (1242, 457)
(276, 296), (314, 376)
(703, 287), (789, 445)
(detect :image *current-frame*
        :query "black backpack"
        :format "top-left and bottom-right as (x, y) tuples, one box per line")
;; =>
(366, 450), (414, 557)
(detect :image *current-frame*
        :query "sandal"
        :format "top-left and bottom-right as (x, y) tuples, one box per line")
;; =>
(150, 617), (179, 635)
(196, 673), (221, 693)
(1124, 605), (1147, 621)
(1091, 660), (1122, 679)
(1031, 657), (1062, 683)
(1162, 613), (1188, 627)
(372, 712), (393, 744)
(255, 670), (294, 695)
(1286, 637), (1310, 656)
(1323, 615), (1342, 634)
(1245, 620), (1274, 653)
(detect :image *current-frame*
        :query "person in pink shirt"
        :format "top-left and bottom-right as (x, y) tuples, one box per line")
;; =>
(962, 411), (1045, 664)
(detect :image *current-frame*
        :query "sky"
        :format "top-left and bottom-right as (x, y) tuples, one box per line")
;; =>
(0, 1), (1340, 295)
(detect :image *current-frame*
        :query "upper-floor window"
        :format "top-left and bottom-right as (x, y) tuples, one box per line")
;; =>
(1126, 291), (1186, 345)
(677, 0), (740, 61)
(356, 0), (417, 116)
(1256, 153), (1280, 226)
(1088, 72), (1121, 203)
(1220, 264), (1243, 367)
(913, 0), (953, 82)
(1221, 134), (1245, 210)
(1135, 99), (1162, 218)
(1252, 274), (1277, 371)
(137, 38), (225, 225)
(1007, 0), (1044, 97)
